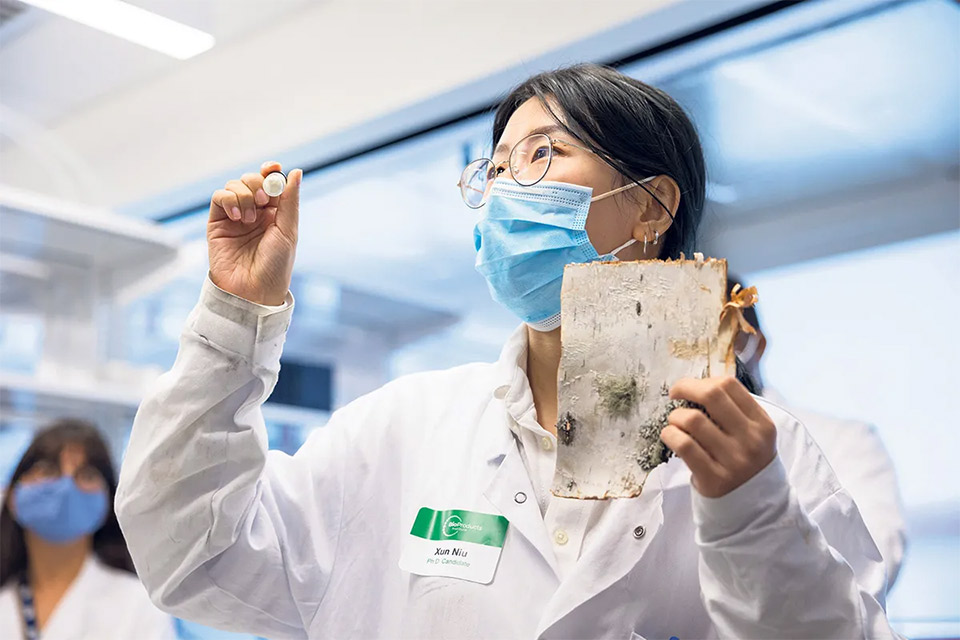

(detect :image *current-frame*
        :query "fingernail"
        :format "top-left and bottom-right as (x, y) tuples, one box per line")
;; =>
(255, 189), (269, 205)
(231, 207), (241, 221)
(243, 209), (255, 224)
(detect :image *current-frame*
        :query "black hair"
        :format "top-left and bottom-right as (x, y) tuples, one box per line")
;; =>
(726, 273), (763, 395)
(0, 418), (135, 587)
(492, 63), (706, 259)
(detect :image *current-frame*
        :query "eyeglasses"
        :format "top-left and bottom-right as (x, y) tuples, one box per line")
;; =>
(22, 459), (105, 492)
(457, 132), (595, 209)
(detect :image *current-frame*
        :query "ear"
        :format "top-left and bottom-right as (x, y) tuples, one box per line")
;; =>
(630, 175), (680, 242)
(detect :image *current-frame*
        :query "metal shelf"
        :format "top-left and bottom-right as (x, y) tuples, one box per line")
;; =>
(0, 184), (178, 270)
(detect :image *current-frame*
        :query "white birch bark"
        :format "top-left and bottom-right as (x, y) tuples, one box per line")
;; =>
(552, 254), (740, 499)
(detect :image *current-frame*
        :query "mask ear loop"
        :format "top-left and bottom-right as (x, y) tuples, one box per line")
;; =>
(593, 176), (663, 259)
(609, 238), (637, 258)
(590, 175), (657, 202)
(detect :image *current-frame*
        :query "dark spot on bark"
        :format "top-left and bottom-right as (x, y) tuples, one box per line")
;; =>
(557, 412), (578, 446)
(636, 301), (642, 316)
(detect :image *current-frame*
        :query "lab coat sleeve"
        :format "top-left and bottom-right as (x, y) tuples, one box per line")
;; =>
(842, 422), (907, 588)
(116, 277), (350, 639)
(802, 415), (907, 588)
(691, 410), (903, 640)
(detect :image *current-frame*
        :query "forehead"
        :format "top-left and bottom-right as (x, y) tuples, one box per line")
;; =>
(30, 441), (88, 466)
(495, 97), (567, 154)
(59, 443), (88, 462)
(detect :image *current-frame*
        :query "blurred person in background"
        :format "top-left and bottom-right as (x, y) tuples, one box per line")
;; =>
(0, 419), (175, 640)
(729, 275), (908, 590)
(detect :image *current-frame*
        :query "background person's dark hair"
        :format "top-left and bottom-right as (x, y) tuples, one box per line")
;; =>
(493, 63), (706, 260)
(727, 273), (762, 395)
(0, 418), (135, 587)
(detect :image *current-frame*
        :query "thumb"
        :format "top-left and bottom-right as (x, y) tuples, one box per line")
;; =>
(275, 168), (303, 239)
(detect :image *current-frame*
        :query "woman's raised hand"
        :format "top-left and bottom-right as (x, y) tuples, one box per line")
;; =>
(207, 162), (304, 305)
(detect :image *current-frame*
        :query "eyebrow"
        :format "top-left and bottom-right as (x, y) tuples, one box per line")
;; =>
(493, 124), (566, 157)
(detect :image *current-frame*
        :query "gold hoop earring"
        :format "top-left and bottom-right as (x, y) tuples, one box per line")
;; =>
(654, 230), (659, 245)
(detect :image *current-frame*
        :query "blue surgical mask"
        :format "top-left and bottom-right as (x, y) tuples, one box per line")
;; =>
(474, 177), (653, 331)
(13, 476), (108, 544)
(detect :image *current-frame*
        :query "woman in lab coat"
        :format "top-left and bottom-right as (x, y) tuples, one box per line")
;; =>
(0, 419), (175, 640)
(116, 64), (900, 639)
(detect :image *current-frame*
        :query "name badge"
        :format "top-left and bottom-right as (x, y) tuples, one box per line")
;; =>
(399, 507), (509, 584)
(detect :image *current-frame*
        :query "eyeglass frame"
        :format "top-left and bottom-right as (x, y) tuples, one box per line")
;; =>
(457, 133), (596, 208)
(457, 131), (674, 219)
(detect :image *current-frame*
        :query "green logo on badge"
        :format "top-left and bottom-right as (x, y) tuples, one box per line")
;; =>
(443, 514), (483, 537)
(442, 515), (462, 537)
(412, 508), (508, 547)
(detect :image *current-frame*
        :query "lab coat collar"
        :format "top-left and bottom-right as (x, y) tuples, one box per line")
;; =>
(491, 324), (527, 394)
(489, 324), (533, 447)
(481, 325), (562, 579)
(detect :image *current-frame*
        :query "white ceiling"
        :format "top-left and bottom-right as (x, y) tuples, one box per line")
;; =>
(0, 0), (743, 209)
(0, 1), (315, 124)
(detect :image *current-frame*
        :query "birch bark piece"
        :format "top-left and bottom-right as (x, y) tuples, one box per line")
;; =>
(552, 254), (740, 499)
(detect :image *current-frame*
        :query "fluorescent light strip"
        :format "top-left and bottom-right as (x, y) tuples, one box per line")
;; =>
(19, 0), (215, 60)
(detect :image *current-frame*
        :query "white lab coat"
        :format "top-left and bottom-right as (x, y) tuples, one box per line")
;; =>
(762, 388), (907, 589)
(116, 277), (902, 639)
(0, 555), (176, 640)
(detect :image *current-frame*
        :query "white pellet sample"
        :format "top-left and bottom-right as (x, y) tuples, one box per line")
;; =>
(263, 172), (286, 197)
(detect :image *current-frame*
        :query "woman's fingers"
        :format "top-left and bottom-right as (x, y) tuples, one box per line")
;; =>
(225, 179), (257, 224)
(668, 407), (737, 464)
(260, 160), (283, 178)
(211, 189), (241, 222)
(209, 163), (292, 227)
(670, 377), (750, 435)
(240, 172), (270, 208)
(660, 424), (723, 486)
(722, 376), (769, 421)
(275, 168), (302, 241)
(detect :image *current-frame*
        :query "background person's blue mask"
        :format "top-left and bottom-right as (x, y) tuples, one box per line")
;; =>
(13, 476), (108, 544)
(474, 177), (653, 332)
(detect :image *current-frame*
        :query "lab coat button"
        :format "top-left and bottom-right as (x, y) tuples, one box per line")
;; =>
(554, 529), (569, 545)
(540, 436), (554, 451)
(514, 491), (527, 504)
(633, 525), (645, 539)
